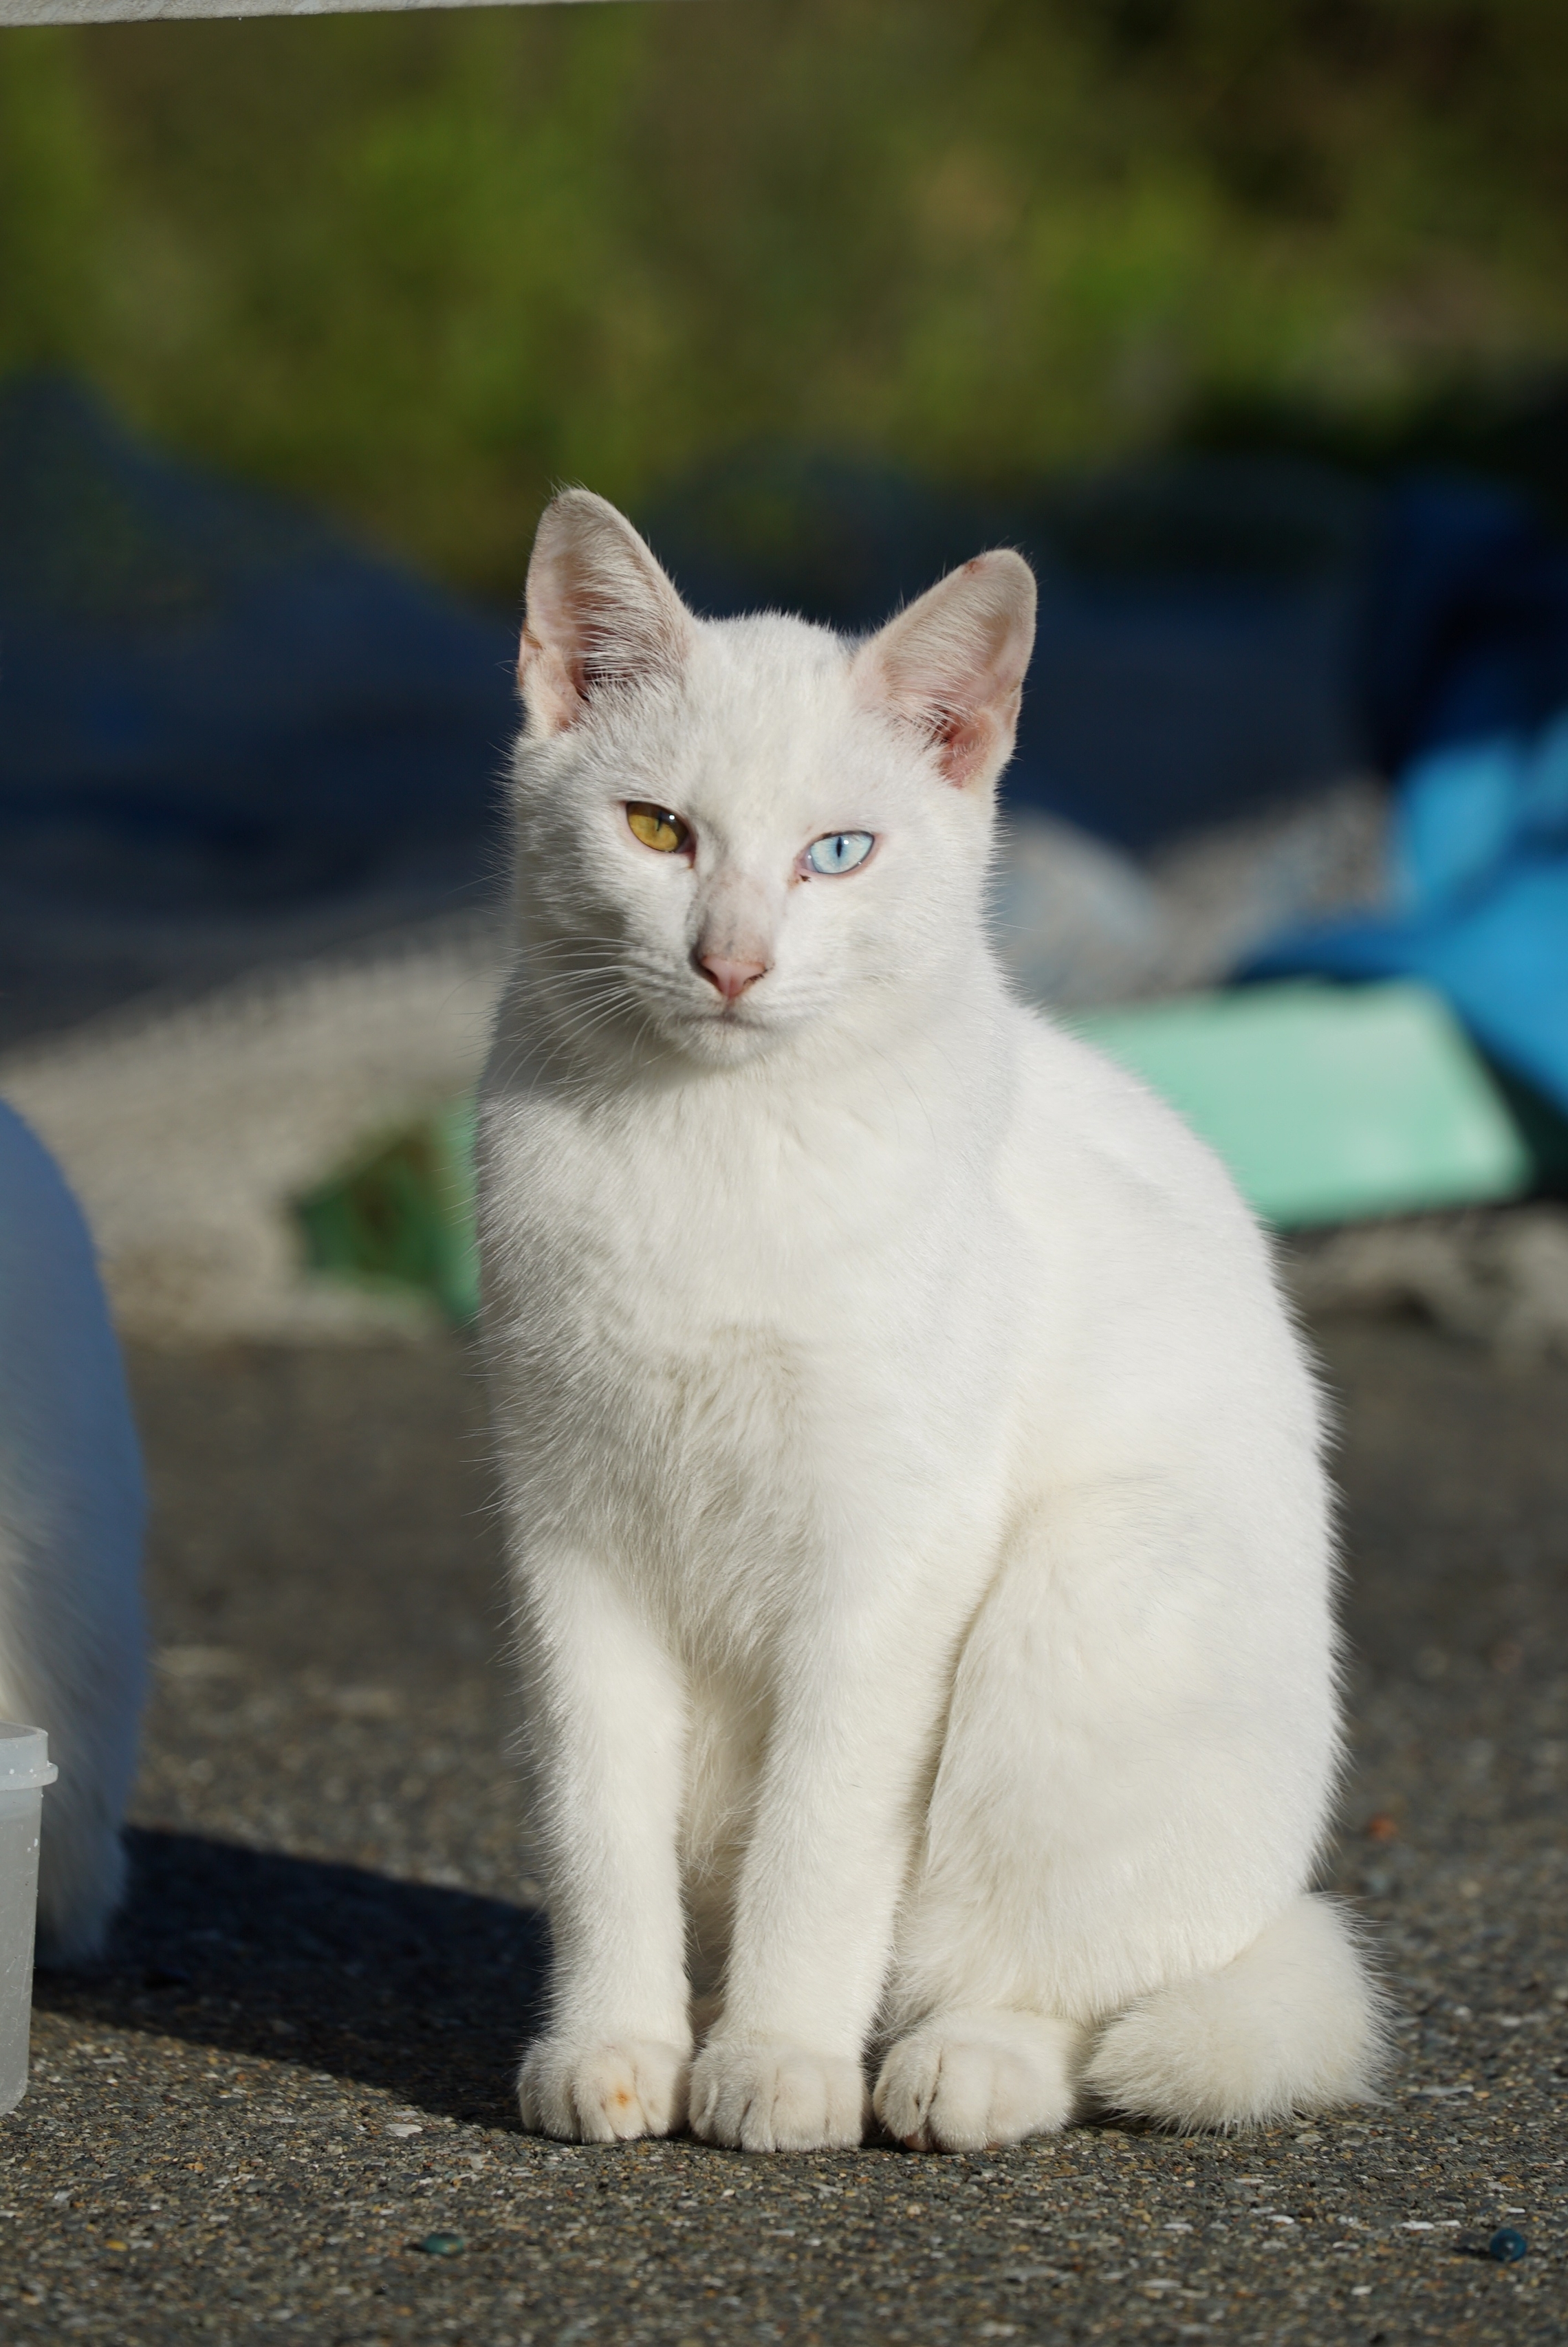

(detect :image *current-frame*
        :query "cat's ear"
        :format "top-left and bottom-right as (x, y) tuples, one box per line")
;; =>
(519, 490), (695, 734)
(852, 551), (1036, 789)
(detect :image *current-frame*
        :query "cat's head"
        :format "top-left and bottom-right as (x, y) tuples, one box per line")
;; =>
(509, 489), (1035, 1071)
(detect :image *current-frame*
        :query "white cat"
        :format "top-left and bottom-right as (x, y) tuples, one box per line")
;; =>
(0, 1100), (145, 1963)
(479, 490), (1383, 2151)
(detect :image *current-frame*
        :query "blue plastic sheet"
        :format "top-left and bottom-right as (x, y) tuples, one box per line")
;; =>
(7, 381), (1565, 1129)
(0, 378), (516, 916)
(1361, 477), (1568, 772)
(1250, 481), (1568, 1117)
(1250, 853), (1568, 1115)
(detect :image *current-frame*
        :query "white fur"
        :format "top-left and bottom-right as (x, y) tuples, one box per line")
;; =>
(481, 491), (1384, 2151)
(0, 1100), (146, 1962)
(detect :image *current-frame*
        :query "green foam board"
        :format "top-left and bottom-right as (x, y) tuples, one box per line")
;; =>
(294, 980), (1548, 1313)
(1074, 979), (1535, 1227)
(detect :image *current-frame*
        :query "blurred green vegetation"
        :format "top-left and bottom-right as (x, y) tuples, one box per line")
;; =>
(5, 0), (1568, 598)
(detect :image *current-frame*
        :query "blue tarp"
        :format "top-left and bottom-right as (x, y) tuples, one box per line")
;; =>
(0, 377), (516, 916)
(1249, 481), (1568, 1117)
(6, 384), (1565, 1127)
(3, 403), (1375, 911)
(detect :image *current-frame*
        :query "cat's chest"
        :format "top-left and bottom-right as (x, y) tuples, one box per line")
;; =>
(485, 1077), (1015, 1630)
(481, 1071), (1013, 1489)
(489, 1080), (957, 1349)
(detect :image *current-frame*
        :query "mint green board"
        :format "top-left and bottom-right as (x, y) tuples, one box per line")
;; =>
(1074, 980), (1534, 1228)
(295, 980), (1538, 1311)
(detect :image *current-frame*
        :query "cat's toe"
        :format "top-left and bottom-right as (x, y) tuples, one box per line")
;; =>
(688, 2040), (868, 2153)
(516, 2035), (690, 2143)
(874, 2013), (1082, 2152)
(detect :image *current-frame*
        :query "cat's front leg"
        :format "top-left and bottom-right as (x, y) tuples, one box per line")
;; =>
(689, 1602), (955, 2153)
(514, 1553), (693, 2142)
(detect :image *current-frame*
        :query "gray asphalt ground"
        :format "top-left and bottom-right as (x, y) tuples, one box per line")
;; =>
(0, 1313), (1562, 2345)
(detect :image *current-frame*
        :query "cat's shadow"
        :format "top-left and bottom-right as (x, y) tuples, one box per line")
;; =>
(32, 1829), (548, 2129)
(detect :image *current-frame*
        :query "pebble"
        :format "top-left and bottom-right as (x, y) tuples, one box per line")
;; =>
(415, 2233), (467, 2258)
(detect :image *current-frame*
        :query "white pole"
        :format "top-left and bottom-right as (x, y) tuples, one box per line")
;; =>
(1, 0), (633, 21)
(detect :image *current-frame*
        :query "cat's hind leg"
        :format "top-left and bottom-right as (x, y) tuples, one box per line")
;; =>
(882, 1476), (1373, 2146)
(873, 2009), (1087, 2151)
(1084, 1892), (1386, 2132)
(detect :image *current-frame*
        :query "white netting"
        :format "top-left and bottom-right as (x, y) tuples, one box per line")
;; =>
(0, 916), (505, 1344)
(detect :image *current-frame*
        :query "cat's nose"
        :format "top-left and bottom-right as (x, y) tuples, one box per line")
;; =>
(696, 952), (769, 1002)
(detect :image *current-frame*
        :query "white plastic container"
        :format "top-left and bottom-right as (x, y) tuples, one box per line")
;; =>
(0, 1725), (57, 2116)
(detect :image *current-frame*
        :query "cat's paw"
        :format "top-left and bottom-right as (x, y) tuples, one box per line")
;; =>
(688, 2039), (869, 2153)
(516, 2035), (690, 2143)
(873, 2011), (1084, 2152)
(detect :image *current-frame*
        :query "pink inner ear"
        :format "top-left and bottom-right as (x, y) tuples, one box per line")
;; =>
(856, 549), (1036, 791)
(933, 697), (1019, 790)
(517, 625), (587, 735)
(518, 490), (694, 738)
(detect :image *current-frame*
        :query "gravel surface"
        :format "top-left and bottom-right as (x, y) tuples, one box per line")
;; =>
(1, 1317), (1562, 2344)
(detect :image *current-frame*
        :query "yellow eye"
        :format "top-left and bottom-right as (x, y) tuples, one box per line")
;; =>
(627, 803), (690, 855)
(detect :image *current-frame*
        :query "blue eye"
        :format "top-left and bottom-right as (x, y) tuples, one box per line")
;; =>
(805, 830), (875, 876)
